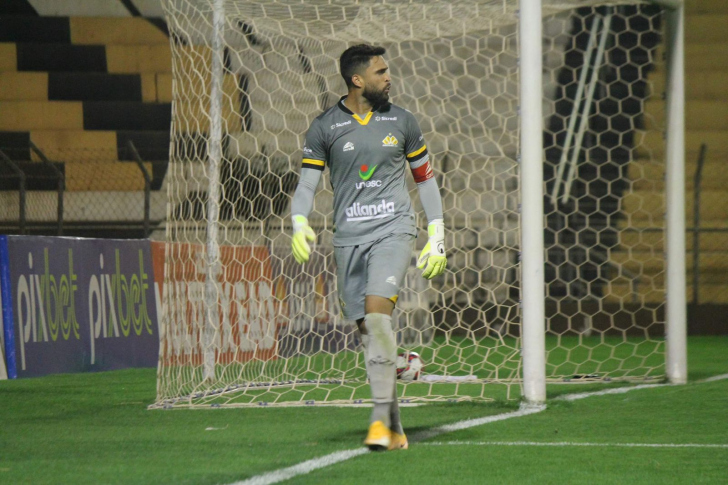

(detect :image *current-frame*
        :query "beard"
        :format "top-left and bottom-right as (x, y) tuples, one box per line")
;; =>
(362, 84), (390, 107)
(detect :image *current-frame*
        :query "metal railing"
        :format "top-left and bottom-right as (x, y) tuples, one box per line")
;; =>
(0, 149), (26, 234)
(0, 144), (158, 238)
(29, 141), (65, 235)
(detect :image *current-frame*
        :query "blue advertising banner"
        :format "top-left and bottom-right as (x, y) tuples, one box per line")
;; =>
(0, 236), (159, 378)
(0, 235), (18, 379)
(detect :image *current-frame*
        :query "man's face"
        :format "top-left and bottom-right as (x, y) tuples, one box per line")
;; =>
(360, 56), (391, 106)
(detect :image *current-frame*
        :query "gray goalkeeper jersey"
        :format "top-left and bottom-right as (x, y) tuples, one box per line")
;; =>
(302, 97), (430, 246)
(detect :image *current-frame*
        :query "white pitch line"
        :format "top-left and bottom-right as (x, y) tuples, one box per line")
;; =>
(421, 441), (728, 449)
(554, 383), (668, 401)
(232, 373), (728, 485)
(234, 448), (369, 485)
(555, 373), (728, 402)
(231, 404), (545, 485)
(701, 373), (728, 383)
(408, 403), (546, 442)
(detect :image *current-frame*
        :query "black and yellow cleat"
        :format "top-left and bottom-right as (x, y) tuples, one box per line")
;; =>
(388, 431), (409, 450)
(364, 421), (391, 451)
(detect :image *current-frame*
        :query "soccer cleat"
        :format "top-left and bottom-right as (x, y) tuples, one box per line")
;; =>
(388, 431), (409, 450)
(364, 421), (391, 451)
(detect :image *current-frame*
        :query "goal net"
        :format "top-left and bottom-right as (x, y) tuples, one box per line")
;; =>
(154, 0), (669, 408)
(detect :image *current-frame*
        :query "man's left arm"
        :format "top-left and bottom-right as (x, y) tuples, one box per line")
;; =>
(405, 115), (446, 280)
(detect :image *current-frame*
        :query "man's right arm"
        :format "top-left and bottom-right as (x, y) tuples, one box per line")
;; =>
(291, 120), (327, 264)
(290, 168), (322, 220)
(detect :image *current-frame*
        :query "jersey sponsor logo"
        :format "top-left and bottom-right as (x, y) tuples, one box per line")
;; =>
(355, 180), (382, 190)
(358, 164), (377, 180)
(303, 146), (313, 155)
(382, 133), (398, 147)
(331, 120), (352, 130)
(343, 141), (354, 152)
(345, 199), (395, 221)
(375, 116), (397, 122)
(385, 276), (397, 286)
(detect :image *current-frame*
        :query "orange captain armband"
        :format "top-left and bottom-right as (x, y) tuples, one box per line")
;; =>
(411, 160), (434, 184)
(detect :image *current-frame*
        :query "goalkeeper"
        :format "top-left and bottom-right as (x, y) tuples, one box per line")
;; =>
(290, 44), (446, 451)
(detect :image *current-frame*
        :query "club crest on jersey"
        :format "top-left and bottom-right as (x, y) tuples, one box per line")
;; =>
(358, 164), (377, 180)
(382, 133), (398, 147)
(343, 141), (354, 152)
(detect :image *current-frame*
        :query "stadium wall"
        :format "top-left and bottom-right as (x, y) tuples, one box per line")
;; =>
(0, 235), (160, 378)
(0, 235), (431, 379)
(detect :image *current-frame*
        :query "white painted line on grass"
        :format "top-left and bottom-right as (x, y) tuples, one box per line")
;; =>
(554, 383), (668, 401)
(409, 403), (546, 442)
(231, 374), (728, 485)
(700, 373), (728, 383)
(556, 373), (728, 402)
(234, 448), (369, 485)
(232, 404), (545, 485)
(421, 441), (728, 449)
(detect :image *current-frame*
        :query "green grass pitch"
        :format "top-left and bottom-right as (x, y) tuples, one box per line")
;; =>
(0, 336), (726, 484)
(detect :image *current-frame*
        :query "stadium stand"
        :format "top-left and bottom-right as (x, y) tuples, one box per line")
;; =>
(610, 0), (728, 303)
(0, 4), (169, 237)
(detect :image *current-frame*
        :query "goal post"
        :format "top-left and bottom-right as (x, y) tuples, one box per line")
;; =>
(154, 0), (685, 408)
(520, 0), (546, 404)
(663, 0), (686, 384)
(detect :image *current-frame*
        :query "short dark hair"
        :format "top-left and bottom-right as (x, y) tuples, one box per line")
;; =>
(339, 44), (386, 89)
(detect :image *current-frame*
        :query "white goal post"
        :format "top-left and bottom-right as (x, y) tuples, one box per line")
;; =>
(522, 0), (686, 400)
(154, 0), (686, 408)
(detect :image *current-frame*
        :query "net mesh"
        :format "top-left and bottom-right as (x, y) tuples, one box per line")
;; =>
(154, 0), (666, 408)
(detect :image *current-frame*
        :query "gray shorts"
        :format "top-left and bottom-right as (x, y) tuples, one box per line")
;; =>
(334, 233), (415, 321)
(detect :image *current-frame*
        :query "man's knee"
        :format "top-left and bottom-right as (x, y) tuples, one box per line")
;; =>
(365, 295), (395, 316)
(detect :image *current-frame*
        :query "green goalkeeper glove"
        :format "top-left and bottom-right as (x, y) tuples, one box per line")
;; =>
(417, 219), (447, 279)
(292, 215), (316, 264)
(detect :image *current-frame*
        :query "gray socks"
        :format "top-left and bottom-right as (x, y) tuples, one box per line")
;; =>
(361, 313), (397, 428)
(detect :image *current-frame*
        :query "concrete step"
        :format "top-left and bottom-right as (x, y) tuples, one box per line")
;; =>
(30, 130), (117, 157)
(686, 0), (728, 15)
(0, 72), (46, 100)
(0, 43), (15, 71)
(685, 44), (728, 71)
(635, 129), (728, 158)
(650, 69), (728, 101)
(0, 71), (165, 102)
(618, 225), (728, 252)
(0, 101), (83, 130)
(628, 158), (728, 191)
(610, 250), (728, 280)
(106, 44), (171, 74)
(603, 282), (728, 304)
(64, 161), (153, 191)
(685, 15), (728, 43)
(644, 99), (728, 131)
(620, 189), (728, 224)
(610, 268), (728, 287)
(69, 17), (169, 45)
